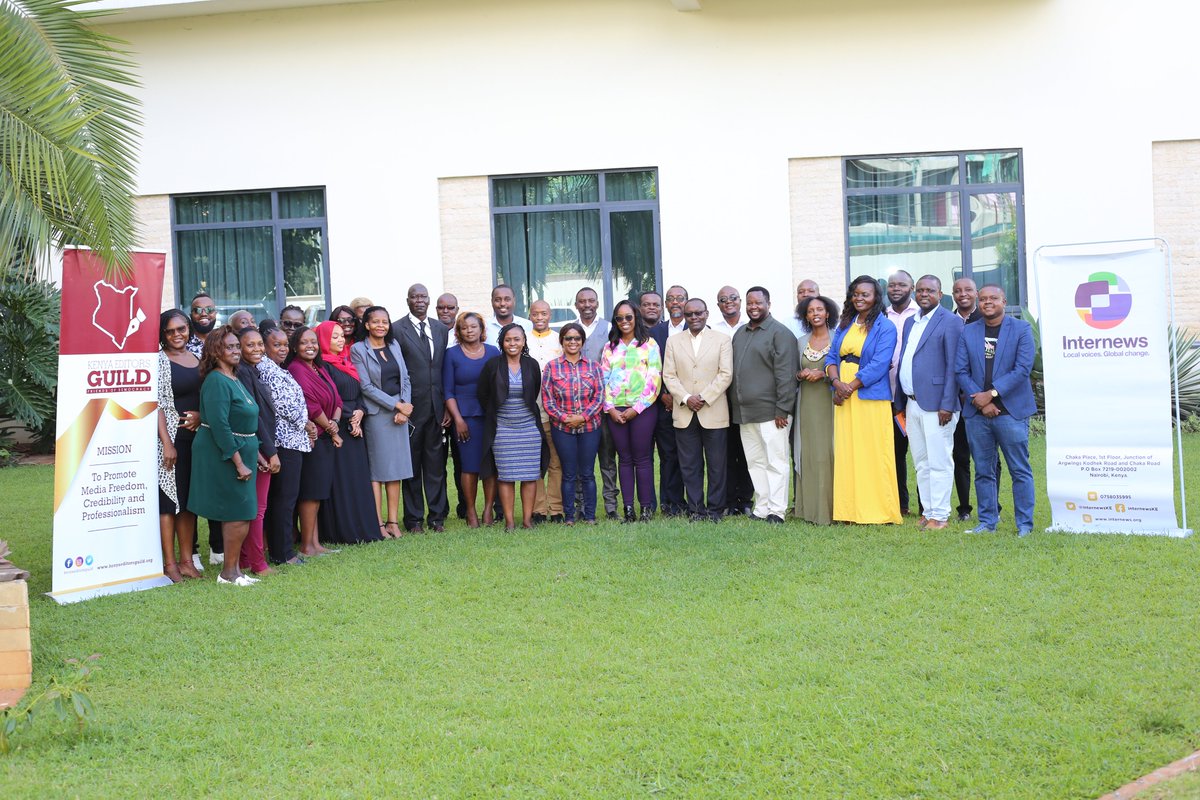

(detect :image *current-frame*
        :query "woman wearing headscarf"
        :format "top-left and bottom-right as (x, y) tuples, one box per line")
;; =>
(825, 275), (902, 525)
(349, 306), (414, 539)
(315, 320), (383, 544)
(478, 322), (547, 531)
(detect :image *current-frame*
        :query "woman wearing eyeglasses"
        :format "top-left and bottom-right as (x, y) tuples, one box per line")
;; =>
(329, 305), (362, 344)
(187, 326), (260, 586)
(600, 300), (662, 523)
(541, 322), (604, 525)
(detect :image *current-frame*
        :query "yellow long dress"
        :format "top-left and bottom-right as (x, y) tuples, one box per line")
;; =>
(832, 323), (902, 524)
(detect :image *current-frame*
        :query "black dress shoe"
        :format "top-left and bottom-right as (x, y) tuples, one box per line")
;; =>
(709, 513), (723, 523)
(639, 507), (655, 523)
(956, 511), (972, 522)
(531, 513), (547, 524)
(765, 514), (785, 524)
(549, 514), (564, 523)
(607, 509), (620, 521)
(688, 512), (708, 523)
(408, 524), (424, 534)
(430, 523), (445, 533)
(623, 506), (637, 524)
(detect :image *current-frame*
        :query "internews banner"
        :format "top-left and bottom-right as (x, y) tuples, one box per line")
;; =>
(1035, 245), (1184, 536)
(50, 249), (173, 603)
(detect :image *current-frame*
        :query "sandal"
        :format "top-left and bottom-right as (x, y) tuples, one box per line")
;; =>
(384, 520), (403, 539)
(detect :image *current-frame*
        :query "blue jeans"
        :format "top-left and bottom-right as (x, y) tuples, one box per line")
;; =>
(551, 427), (601, 521)
(964, 413), (1035, 531)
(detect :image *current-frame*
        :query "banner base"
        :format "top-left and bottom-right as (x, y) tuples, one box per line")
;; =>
(1045, 525), (1193, 539)
(46, 574), (173, 605)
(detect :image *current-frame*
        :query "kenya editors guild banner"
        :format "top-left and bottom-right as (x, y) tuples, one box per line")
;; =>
(51, 249), (173, 603)
(1036, 245), (1184, 536)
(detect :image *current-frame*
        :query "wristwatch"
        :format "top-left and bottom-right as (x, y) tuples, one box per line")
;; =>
(990, 389), (999, 398)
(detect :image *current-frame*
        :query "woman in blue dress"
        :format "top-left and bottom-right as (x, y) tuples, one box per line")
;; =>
(442, 312), (499, 527)
(478, 323), (547, 531)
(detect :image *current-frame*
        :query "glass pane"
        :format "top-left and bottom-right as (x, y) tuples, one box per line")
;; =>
(969, 192), (1020, 304)
(845, 156), (959, 190)
(282, 227), (327, 324)
(610, 210), (656, 311)
(175, 192), (271, 224)
(279, 189), (326, 219)
(493, 210), (602, 317)
(847, 192), (963, 306)
(492, 174), (599, 207)
(605, 171), (657, 201)
(176, 227), (277, 324)
(966, 152), (1020, 184)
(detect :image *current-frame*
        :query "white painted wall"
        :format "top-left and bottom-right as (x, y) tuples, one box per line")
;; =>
(102, 0), (1200, 316)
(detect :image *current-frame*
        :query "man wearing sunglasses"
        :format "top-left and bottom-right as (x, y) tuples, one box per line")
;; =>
(185, 293), (217, 357)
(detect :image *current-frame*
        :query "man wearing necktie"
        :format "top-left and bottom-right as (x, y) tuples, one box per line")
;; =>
(392, 284), (450, 532)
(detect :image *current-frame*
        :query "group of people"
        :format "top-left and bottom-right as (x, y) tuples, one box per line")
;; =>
(156, 271), (1037, 585)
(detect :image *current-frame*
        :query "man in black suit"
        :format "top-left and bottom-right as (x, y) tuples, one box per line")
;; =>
(647, 285), (688, 518)
(392, 283), (450, 532)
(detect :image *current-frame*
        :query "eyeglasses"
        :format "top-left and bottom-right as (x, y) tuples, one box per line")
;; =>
(191, 306), (216, 316)
(165, 325), (189, 335)
(562, 336), (582, 342)
(280, 321), (302, 330)
(435, 305), (457, 312)
(613, 314), (635, 323)
(665, 294), (687, 303)
(717, 295), (739, 303)
(335, 316), (355, 324)
(683, 310), (706, 318)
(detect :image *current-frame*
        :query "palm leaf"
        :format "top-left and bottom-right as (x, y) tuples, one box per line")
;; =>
(0, 0), (141, 277)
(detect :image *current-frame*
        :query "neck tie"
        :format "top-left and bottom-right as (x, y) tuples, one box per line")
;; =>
(419, 320), (432, 359)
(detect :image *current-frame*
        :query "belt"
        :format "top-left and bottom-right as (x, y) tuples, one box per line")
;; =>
(841, 354), (861, 364)
(200, 423), (255, 438)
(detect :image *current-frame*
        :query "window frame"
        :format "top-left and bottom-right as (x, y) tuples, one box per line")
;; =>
(169, 186), (332, 321)
(841, 149), (1026, 309)
(488, 167), (663, 319)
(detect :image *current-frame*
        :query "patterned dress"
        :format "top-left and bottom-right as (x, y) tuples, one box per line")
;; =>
(493, 369), (541, 481)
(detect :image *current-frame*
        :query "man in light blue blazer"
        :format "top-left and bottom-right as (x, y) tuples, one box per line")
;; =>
(954, 284), (1037, 536)
(895, 275), (964, 530)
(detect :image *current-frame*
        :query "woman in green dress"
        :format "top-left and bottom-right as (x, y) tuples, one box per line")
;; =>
(792, 296), (838, 525)
(188, 325), (260, 586)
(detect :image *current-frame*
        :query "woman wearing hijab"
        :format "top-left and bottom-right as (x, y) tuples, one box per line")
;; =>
(315, 320), (383, 544)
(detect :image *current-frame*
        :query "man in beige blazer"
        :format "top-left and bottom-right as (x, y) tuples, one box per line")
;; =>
(663, 299), (733, 522)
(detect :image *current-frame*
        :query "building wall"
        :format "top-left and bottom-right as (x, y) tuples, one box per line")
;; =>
(107, 0), (1200, 323)
(1152, 140), (1200, 331)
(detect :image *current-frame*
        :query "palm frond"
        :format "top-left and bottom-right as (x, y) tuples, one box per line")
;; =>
(0, 0), (141, 277)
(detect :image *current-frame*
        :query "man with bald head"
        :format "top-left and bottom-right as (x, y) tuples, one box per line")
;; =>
(392, 283), (450, 532)
(647, 285), (690, 517)
(436, 293), (459, 345)
(786, 279), (821, 337)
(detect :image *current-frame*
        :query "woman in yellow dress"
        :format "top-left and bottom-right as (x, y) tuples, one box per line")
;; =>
(825, 275), (902, 524)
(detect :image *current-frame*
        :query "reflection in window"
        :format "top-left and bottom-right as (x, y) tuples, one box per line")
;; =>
(491, 169), (661, 318)
(844, 151), (1024, 306)
(173, 187), (330, 326)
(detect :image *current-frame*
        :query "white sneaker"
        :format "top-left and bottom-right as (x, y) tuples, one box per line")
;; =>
(241, 575), (261, 584)
(209, 551), (224, 565)
(192, 554), (204, 572)
(216, 574), (255, 587)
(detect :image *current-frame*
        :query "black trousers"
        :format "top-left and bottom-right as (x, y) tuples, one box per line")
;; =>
(724, 423), (754, 512)
(654, 401), (685, 514)
(264, 447), (302, 564)
(404, 414), (449, 528)
(675, 417), (728, 516)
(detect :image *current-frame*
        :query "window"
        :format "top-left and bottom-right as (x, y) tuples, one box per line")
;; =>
(171, 187), (330, 325)
(843, 151), (1024, 307)
(490, 169), (661, 319)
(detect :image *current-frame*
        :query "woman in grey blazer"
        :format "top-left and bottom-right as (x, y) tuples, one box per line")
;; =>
(350, 306), (414, 539)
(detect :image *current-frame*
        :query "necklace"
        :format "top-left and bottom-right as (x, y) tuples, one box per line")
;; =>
(461, 343), (484, 358)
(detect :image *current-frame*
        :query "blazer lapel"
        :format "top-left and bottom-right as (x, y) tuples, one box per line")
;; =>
(913, 309), (942, 355)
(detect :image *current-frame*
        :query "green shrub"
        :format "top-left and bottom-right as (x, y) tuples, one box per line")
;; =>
(0, 270), (60, 445)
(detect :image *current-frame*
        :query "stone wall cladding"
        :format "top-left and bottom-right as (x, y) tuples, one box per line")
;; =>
(789, 157), (847, 304)
(133, 194), (174, 311)
(438, 176), (493, 324)
(1152, 140), (1199, 331)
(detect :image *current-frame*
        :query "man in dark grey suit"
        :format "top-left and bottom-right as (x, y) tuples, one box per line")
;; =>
(392, 283), (450, 532)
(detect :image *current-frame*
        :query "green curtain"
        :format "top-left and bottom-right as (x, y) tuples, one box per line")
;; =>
(494, 210), (601, 313)
(176, 227), (277, 319)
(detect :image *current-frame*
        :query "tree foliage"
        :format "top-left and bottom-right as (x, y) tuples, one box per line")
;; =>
(0, 0), (141, 277)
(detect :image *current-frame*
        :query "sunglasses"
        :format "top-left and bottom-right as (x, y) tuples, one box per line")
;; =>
(613, 314), (635, 323)
(191, 306), (216, 316)
(683, 310), (706, 317)
(562, 336), (582, 342)
(717, 295), (739, 303)
(335, 316), (355, 324)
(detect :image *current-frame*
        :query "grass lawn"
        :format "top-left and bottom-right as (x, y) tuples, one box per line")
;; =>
(2, 434), (1199, 798)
